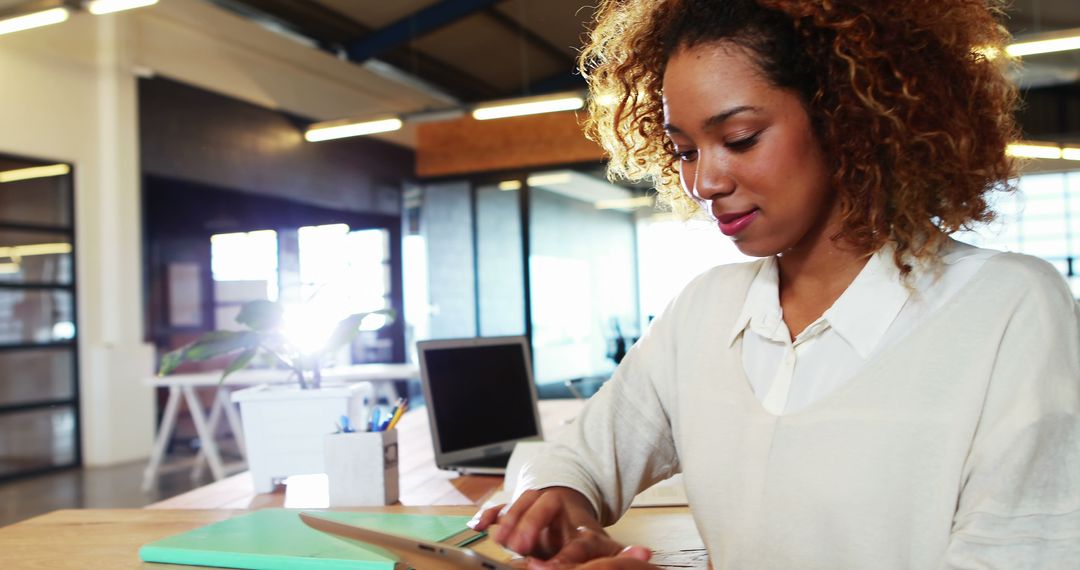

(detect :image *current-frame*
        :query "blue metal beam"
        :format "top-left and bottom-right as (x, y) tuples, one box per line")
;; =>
(346, 0), (503, 63)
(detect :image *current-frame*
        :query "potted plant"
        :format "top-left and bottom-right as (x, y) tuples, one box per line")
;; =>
(158, 300), (395, 492)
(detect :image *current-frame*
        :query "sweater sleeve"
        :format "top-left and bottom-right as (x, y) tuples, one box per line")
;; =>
(942, 256), (1080, 568)
(514, 270), (699, 526)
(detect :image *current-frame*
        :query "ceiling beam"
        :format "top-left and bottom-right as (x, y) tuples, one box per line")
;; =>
(345, 0), (504, 63)
(208, 0), (502, 102)
(481, 7), (576, 71)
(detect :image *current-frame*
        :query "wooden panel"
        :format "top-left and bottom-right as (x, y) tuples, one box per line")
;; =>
(0, 506), (705, 569)
(416, 112), (604, 177)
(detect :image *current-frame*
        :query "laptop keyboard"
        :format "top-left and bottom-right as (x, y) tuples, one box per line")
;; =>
(455, 454), (510, 468)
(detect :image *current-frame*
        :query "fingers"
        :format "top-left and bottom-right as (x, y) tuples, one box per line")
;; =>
(469, 503), (506, 531)
(526, 542), (656, 570)
(500, 490), (568, 555)
(545, 527), (625, 565)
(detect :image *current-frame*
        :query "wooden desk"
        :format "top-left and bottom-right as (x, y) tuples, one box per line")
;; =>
(0, 507), (704, 569)
(149, 399), (588, 510)
(0, 399), (707, 568)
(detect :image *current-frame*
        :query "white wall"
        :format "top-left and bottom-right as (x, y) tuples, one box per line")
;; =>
(0, 0), (441, 466)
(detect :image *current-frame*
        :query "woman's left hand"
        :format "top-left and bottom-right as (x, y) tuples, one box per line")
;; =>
(524, 530), (655, 569)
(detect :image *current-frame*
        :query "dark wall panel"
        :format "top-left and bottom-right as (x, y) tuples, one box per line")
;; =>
(138, 76), (414, 215)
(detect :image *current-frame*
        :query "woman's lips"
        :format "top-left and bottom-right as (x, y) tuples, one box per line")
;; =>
(717, 208), (759, 236)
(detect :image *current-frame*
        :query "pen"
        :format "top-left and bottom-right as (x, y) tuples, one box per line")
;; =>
(370, 408), (381, 432)
(339, 415), (354, 433)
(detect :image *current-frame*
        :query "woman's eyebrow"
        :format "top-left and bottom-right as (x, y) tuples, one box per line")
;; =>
(665, 105), (760, 134)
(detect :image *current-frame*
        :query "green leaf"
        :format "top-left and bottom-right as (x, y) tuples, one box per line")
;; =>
(321, 309), (397, 354)
(183, 330), (261, 362)
(157, 347), (187, 376)
(220, 348), (259, 384)
(235, 300), (284, 332)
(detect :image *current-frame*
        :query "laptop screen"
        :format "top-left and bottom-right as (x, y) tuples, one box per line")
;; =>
(421, 340), (539, 454)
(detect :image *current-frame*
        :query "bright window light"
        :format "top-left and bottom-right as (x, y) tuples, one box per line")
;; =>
(0, 7), (69, 36)
(210, 230), (279, 301)
(86, 0), (158, 15)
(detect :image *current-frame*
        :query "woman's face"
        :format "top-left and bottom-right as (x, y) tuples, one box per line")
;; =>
(662, 41), (838, 258)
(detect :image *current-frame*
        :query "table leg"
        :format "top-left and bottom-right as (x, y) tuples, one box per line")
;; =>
(182, 385), (226, 481)
(221, 387), (247, 458)
(192, 386), (227, 481)
(142, 385), (182, 492)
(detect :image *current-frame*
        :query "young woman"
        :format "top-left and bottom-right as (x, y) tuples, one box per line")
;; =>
(473, 1), (1080, 568)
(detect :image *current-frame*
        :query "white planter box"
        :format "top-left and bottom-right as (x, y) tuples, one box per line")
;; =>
(231, 383), (366, 493)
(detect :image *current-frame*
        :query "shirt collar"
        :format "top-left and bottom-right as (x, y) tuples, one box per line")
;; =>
(822, 245), (910, 358)
(727, 246), (912, 357)
(727, 256), (782, 347)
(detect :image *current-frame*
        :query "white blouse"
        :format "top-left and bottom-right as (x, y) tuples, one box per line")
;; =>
(733, 240), (999, 414)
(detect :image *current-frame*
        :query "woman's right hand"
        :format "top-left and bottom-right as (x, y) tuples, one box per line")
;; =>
(470, 487), (629, 563)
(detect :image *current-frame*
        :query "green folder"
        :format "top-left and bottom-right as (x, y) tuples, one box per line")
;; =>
(139, 509), (482, 569)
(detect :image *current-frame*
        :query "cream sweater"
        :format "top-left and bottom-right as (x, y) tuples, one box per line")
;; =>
(520, 253), (1080, 569)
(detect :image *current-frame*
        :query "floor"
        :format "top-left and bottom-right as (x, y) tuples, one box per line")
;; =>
(0, 451), (219, 528)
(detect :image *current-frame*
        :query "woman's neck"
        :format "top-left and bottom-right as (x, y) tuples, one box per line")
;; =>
(776, 236), (868, 340)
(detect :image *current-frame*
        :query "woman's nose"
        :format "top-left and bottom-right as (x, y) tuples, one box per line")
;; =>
(691, 155), (735, 202)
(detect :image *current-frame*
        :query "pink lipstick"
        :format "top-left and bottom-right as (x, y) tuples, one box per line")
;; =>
(717, 209), (759, 236)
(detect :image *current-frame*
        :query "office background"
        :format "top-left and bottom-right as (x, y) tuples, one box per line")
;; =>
(0, 0), (1077, 523)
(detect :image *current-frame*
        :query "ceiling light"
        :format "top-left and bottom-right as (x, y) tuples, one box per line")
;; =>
(1063, 148), (1080, 161)
(473, 95), (585, 121)
(0, 6), (69, 36)
(86, 0), (158, 15)
(498, 180), (522, 191)
(0, 163), (71, 183)
(594, 197), (654, 210)
(1007, 34), (1080, 57)
(304, 118), (403, 142)
(527, 172), (573, 186)
(0, 243), (72, 258)
(1006, 143), (1062, 160)
(0, 262), (19, 274)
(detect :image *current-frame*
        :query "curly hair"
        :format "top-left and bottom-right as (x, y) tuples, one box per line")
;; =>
(579, 0), (1019, 272)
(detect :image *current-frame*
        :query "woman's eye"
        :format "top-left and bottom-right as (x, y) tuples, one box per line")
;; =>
(725, 132), (761, 151)
(675, 149), (698, 162)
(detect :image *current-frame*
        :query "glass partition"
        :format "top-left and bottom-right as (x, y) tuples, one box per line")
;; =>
(0, 153), (79, 480)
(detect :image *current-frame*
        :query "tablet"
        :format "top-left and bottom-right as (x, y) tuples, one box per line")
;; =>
(299, 511), (518, 570)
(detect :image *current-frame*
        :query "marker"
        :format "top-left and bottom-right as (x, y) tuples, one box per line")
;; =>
(370, 408), (381, 432)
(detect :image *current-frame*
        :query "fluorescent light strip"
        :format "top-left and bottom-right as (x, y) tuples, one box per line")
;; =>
(498, 180), (522, 191)
(594, 197), (654, 210)
(0, 7), (69, 36)
(0, 263), (19, 275)
(1064, 148), (1080, 161)
(87, 0), (159, 16)
(0, 243), (72, 258)
(473, 97), (585, 121)
(526, 172), (573, 186)
(304, 118), (403, 142)
(1006, 144), (1063, 160)
(1007, 35), (1080, 57)
(0, 164), (71, 183)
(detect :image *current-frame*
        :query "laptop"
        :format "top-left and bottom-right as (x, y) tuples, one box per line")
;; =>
(417, 336), (544, 475)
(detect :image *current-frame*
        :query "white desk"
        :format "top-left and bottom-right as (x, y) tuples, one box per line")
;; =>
(141, 363), (419, 491)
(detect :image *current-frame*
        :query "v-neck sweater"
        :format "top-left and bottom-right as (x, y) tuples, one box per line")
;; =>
(518, 252), (1080, 569)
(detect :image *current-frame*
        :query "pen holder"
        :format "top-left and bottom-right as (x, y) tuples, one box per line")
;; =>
(323, 429), (399, 507)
